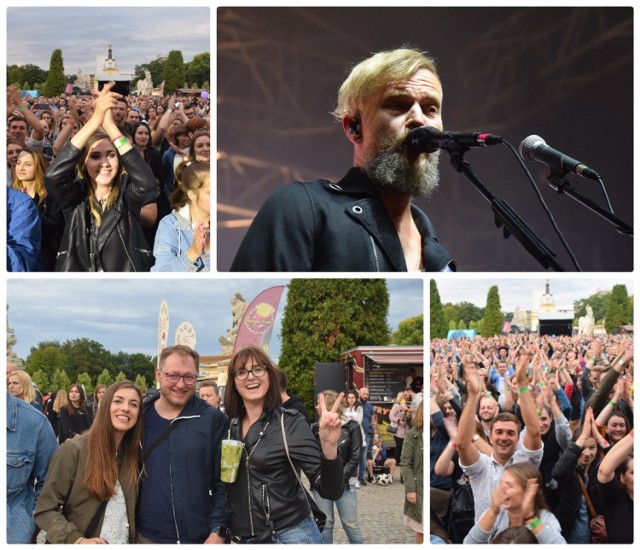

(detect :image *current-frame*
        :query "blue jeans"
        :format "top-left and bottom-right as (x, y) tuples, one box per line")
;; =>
(244, 515), (323, 544)
(313, 487), (364, 544)
(358, 433), (372, 480)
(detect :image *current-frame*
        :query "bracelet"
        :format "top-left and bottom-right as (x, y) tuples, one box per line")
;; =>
(589, 356), (596, 362)
(471, 434), (480, 442)
(19, 104), (26, 111)
(112, 135), (128, 149)
(618, 359), (625, 366)
(75, 537), (84, 544)
(518, 386), (529, 394)
(609, 399), (617, 407)
(528, 516), (541, 530)
(449, 441), (457, 449)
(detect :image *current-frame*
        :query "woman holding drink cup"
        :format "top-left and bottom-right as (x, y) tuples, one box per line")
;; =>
(222, 345), (345, 544)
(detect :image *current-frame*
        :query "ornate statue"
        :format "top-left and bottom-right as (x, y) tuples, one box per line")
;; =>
(578, 305), (595, 336)
(219, 293), (248, 354)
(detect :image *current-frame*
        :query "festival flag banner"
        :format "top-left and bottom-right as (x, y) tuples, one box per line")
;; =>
(502, 321), (512, 334)
(233, 286), (285, 354)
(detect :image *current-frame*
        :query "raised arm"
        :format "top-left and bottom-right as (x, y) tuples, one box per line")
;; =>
(515, 353), (542, 450)
(456, 356), (482, 467)
(597, 429), (633, 484)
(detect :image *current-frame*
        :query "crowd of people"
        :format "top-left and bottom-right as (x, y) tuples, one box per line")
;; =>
(7, 345), (425, 544)
(6, 83), (210, 272)
(429, 332), (634, 544)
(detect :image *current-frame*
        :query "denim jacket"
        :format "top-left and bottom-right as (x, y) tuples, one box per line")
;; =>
(151, 205), (210, 272)
(6, 393), (58, 543)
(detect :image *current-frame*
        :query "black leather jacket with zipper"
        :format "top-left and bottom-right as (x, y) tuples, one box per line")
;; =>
(45, 141), (159, 271)
(226, 407), (344, 539)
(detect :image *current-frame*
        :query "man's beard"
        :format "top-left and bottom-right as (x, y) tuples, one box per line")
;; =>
(365, 134), (440, 197)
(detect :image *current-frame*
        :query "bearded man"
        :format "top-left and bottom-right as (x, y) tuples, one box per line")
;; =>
(230, 47), (455, 272)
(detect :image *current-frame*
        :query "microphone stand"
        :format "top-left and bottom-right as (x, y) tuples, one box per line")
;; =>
(546, 173), (633, 237)
(446, 147), (567, 271)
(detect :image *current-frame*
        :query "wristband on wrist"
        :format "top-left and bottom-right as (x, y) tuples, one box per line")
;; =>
(630, 429), (634, 438)
(471, 434), (480, 442)
(618, 359), (625, 366)
(600, 440), (610, 448)
(19, 104), (26, 111)
(589, 356), (596, 362)
(112, 135), (128, 149)
(609, 399), (617, 407)
(75, 537), (84, 544)
(528, 516), (541, 530)
(449, 441), (457, 449)
(519, 386), (529, 394)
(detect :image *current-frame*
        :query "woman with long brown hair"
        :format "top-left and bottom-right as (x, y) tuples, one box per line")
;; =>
(35, 380), (143, 543)
(44, 81), (158, 271)
(58, 384), (93, 444)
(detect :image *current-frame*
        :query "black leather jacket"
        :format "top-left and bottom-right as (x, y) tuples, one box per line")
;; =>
(231, 167), (456, 272)
(45, 141), (159, 271)
(312, 419), (362, 486)
(227, 408), (344, 539)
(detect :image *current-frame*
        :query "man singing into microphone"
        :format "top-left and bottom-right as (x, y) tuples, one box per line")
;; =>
(230, 47), (456, 272)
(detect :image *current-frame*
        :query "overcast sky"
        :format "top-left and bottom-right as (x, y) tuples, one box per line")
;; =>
(433, 277), (634, 312)
(6, 6), (210, 75)
(6, 278), (423, 364)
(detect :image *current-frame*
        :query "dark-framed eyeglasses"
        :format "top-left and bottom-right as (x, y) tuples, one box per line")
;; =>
(162, 372), (198, 385)
(234, 365), (267, 381)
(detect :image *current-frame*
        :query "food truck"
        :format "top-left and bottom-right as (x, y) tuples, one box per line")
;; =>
(314, 346), (423, 447)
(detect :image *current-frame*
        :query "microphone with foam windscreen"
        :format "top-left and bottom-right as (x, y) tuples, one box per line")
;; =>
(519, 135), (600, 181)
(405, 126), (504, 153)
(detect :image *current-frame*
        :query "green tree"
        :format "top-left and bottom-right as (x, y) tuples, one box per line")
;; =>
(481, 285), (503, 337)
(458, 319), (467, 330)
(448, 319), (456, 330)
(111, 352), (155, 382)
(134, 374), (148, 393)
(279, 279), (390, 414)
(97, 368), (114, 388)
(25, 342), (66, 380)
(7, 65), (23, 87)
(163, 50), (186, 94)
(391, 314), (423, 345)
(43, 49), (66, 97)
(76, 372), (93, 397)
(60, 338), (112, 382)
(605, 284), (630, 333)
(115, 371), (127, 383)
(21, 63), (48, 86)
(31, 369), (51, 394)
(51, 368), (71, 393)
(185, 52), (210, 88)
(430, 280), (448, 339)
(22, 80), (30, 90)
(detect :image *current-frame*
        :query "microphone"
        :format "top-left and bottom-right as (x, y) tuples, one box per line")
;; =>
(405, 126), (503, 153)
(519, 135), (600, 181)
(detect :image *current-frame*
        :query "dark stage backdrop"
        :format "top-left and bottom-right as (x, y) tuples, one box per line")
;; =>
(217, 7), (633, 272)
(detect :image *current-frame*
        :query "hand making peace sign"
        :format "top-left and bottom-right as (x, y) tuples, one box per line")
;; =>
(317, 391), (345, 459)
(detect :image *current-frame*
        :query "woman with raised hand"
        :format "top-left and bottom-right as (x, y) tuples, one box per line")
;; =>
(224, 345), (344, 544)
(45, 82), (159, 271)
(312, 390), (364, 544)
(35, 381), (143, 543)
(463, 462), (566, 543)
(596, 427), (634, 543)
(151, 160), (210, 271)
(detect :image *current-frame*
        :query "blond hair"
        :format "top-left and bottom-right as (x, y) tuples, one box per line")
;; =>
(332, 47), (439, 121)
(8, 370), (36, 403)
